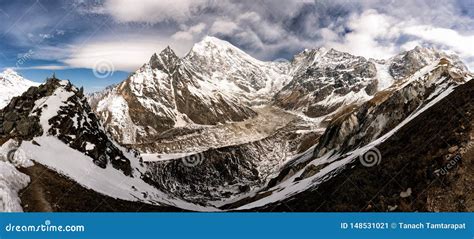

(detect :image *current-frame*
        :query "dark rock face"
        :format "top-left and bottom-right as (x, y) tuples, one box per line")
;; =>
(19, 164), (182, 212)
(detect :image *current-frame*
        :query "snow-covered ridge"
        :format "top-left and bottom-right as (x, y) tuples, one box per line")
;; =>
(1, 77), (218, 211)
(0, 69), (40, 109)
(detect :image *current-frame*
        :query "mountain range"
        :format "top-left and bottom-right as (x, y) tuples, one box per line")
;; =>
(0, 36), (472, 212)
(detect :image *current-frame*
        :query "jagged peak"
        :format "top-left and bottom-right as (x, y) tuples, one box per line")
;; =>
(149, 46), (180, 73)
(159, 46), (178, 58)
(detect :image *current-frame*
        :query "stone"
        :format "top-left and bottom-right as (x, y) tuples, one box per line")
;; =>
(448, 146), (459, 154)
(3, 121), (14, 133)
(16, 119), (33, 136)
(400, 188), (412, 198)
(4, 112), (19, 121)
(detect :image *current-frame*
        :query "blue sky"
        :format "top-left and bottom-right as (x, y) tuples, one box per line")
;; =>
(0, 0), (473, 93)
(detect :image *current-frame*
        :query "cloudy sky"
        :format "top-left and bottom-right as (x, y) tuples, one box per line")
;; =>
(0, 0), (473, 92)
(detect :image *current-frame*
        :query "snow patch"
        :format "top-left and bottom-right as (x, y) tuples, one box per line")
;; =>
(20, 136), (217, 211)
(0, 161), (30, 212)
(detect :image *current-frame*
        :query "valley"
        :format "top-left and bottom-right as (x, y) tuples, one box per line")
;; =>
(0, 36), (472, 212)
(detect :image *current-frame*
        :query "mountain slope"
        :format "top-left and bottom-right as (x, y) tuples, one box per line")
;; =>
(0, 37), (466, 211)
(224, 58), (472, 210)
(93, 39), (285, 144)
(0, 69), (40, 109)
(87, 38), (473, 209)
(250, 77), (474, 212)
(0, 77), (215, 211)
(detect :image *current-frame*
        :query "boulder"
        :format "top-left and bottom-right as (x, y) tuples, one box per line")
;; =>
(448, 146), (459, 154)
(16, 119), (33, 136)
(4, 112), (19, 122)
(3, 121), (14, 133)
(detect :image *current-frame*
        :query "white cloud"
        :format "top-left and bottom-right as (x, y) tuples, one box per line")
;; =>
(14, 65), (71, 70)
(404, 25), (474, 58)
(63, 36), (192, 71)
(102, 0), (206, 23)
(21, 0), (474, 73)
(210, 20), (240, 35)
(172, 23), (207, 41)
(31, 34), (193, 72)
(322, 9), (400, 59)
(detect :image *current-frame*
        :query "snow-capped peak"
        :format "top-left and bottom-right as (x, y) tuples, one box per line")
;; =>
(388, 46), (467, 80)
(187, 36), (257, 62)
(1, 68), (23, 81)
(0, 69), (40, 109)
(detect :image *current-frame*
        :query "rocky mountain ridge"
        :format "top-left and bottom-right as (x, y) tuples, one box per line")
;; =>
(1, 36), (472, 211)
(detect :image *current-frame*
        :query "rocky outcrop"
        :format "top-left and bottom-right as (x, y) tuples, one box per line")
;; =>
(314, 59), (469, 157)
(0, 81), (58, 141)
(273, 48), (377, 117)
(1, 77), (134, 176)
